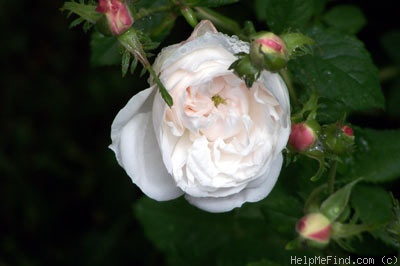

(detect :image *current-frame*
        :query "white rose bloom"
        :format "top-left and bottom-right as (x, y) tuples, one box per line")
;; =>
(110, 20), (291, 212)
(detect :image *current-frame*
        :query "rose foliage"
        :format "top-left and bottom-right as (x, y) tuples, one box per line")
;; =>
(63, 0), (400, 265)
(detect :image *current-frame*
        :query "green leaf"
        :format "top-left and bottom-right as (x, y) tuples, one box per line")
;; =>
(121, 49), (131, 77)
(135, 190), (319, 266)
(351, 184), (393, 225)
(134, 197), (258, 266)
(344, 233), (396, 256)
(90, 32), (121, 66)
(280, 32), (314, 58)
(323, 5), (366, 35)
(133, 0), (176, 42)
(254, 0), (316, 33)
(350, 128), (400, 183)
(255, 183), (304, 238)
(183, 0), (239, 7)
(289, 26), (384, 120)
(320, 178), (361, 221)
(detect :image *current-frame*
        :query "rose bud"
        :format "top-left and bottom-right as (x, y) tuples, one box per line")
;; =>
(288, 121), (320, 152)
(181, 6), (198, 28)
(96, 0), (133, 36)
(322, 124), (355, 155)
(250, 32), (288, 72)
(341, 125), (354, 140)
(296, 213), (332, 246)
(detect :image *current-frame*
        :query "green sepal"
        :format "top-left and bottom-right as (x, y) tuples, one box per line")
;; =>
(280, 32), (314, 59)
(147, 66), (173, 107)
(130, 56), (138, 74)
(320, 178), (362, 222)
(242, 21), (256, 37)
(121, 49), (131, 77)
(229, 54), (260, 88)
(61, 2), (102, 24)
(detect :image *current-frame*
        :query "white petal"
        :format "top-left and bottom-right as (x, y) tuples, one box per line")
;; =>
(258, 71), (291, 153)
(118, 112), (183, 200)
(110, 87), (155, 164)
(109, 88), (183, 201)
(187, 20), (218, 40)
(185, 155), (283, 212)
(243, 154), (283, 202)
(259, 71), (290, 127)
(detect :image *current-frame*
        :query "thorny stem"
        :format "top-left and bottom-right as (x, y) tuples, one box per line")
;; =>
(118, 28), (173, 107)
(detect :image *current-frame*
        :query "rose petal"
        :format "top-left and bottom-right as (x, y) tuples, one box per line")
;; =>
(258, 71), (291, 152)
(259, 71), (290, 127)
(110, 87), (155, 164)
(118, 112), (183, 200)
(185, 155), (283, 212)
(110, 88), (183, 200)
(158, 33), (248, 79)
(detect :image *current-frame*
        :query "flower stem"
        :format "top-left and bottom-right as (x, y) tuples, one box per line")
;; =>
(117, 28), (173, 107)
(280, 68), (298, 107)
(328, 159), (338, 194)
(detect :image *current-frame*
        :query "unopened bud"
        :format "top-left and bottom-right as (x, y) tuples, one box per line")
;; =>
(296, 213), (332, 246)
(289, 121), (320, 152)
(96, 0), (133, 36)
(181, 6), (198, 28)
(341, 125), (354, 139)
(322, 123), (355, 155)
(250, 32), (288, 72)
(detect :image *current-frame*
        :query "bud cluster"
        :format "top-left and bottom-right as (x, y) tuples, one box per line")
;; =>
(289, 121), (355, 155)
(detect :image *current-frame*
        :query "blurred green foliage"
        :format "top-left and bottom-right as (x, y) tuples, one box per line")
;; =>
(1, 0), (399, 265)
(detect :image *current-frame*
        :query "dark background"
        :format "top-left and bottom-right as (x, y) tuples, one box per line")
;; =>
(1, 1), (399, 265)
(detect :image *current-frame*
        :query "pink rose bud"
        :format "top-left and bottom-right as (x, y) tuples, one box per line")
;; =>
(296, 213), (332, 245)
(341, 125), (354, 139)
(250, 32), (288, 72)
(96, 0), (133, 36)
(322, 123), (355, 155)
(288, 122), (319, 152)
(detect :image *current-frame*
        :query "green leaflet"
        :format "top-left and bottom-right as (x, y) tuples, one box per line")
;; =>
(289, 26), (384, 121)
(322, 5), (366, 34)
(134, 188), (318, 266)
(351, 184), (393, 225)
(350, 128), (400, 183)
(254, 0), (323, 33)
